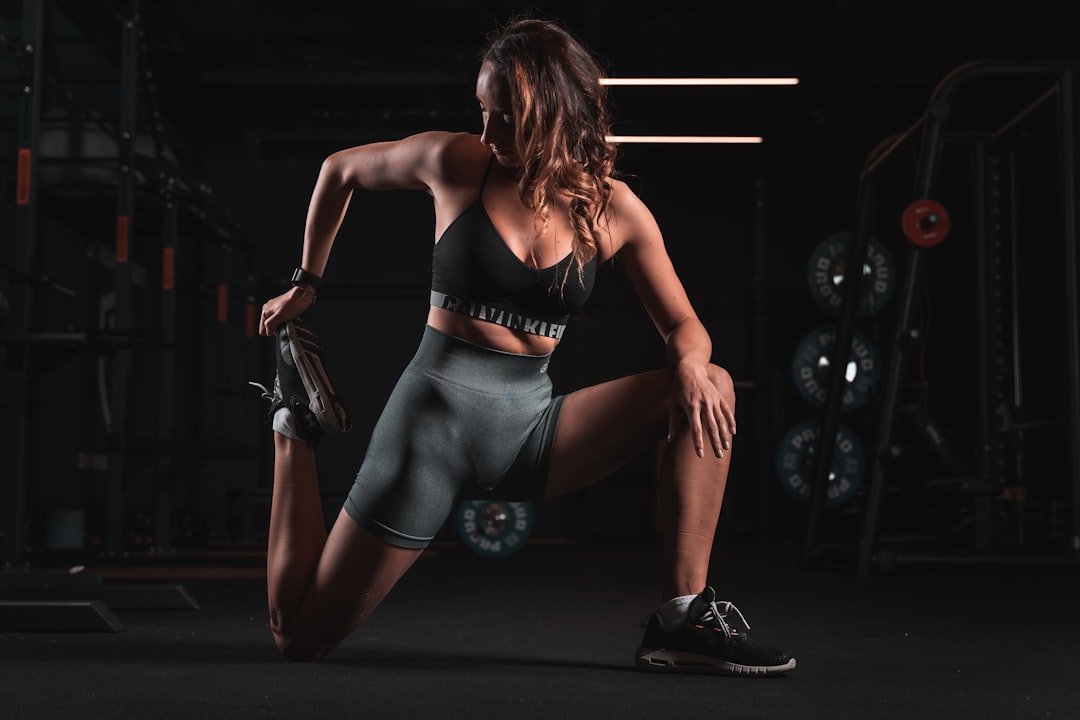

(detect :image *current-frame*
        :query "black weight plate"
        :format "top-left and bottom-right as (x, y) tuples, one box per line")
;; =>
(807, 232), (897, 318)
(775, 419), (864, 508)
(791, 325), (881, 412)
(457, 500), (535, 558)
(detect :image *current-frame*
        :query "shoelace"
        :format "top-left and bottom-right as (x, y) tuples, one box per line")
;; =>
(248, 380), (273, 401)
(700, 599), (752, 639)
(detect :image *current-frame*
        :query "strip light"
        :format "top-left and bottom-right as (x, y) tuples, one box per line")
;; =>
(600, 77), (794, 143)
(600, 77), (799, 86)
(606, 135), (763, 144)
(600, 77), (796, 143)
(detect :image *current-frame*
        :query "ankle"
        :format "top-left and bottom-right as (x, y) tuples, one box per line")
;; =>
(274, 425), (315, 452)
(272, 408), (308, 444)
(655, 592), (698, 627)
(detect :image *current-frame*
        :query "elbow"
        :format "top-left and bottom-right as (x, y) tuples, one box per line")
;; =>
(320, 148), (369, 193)
(662, 313), (705, 345)
(320, 152), (348, 187)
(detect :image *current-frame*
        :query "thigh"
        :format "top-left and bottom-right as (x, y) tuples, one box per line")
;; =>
(545, 368), (673, 497)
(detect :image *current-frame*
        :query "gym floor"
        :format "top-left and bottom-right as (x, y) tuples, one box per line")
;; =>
(2, 536), (1078, 720)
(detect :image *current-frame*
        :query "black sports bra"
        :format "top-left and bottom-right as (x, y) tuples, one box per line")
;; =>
(430, 159), (596, 339)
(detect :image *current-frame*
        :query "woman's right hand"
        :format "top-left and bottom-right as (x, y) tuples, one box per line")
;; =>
(258, 284), (316, 337)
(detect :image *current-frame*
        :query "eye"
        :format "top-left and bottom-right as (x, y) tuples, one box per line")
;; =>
(501, 113), (513, 125)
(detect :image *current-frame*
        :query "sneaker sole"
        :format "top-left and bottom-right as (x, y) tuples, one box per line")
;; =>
(636, 649), (796, 676)
(285, 320), (351, 435)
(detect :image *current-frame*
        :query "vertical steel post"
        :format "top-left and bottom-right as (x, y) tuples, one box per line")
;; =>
(752, 178), (773, 538)
(857, 102), (949, 577)
(1058, 71), (1080, 553)
(155, 176), (178, 551)
(106, 3), (139, 555)
(973, 143), (991, 491)
(3, 0), (44, 567)
(801, 179), (873, 567)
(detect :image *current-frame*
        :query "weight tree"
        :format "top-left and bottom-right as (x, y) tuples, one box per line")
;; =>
(799, 60), (1080, 575)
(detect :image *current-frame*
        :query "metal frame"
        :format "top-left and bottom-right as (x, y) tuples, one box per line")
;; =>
(797, 60), (1080, 575)
(3, 0), (258, 569)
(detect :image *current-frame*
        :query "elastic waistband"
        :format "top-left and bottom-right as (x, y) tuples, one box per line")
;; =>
(429, 290), (568, 340)
(413, 325), (554, 389)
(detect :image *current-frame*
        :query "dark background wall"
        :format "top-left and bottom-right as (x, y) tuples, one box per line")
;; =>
(2, 0), (1077, 560)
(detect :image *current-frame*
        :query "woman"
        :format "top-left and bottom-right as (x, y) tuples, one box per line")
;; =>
(255, 16), (794, 676)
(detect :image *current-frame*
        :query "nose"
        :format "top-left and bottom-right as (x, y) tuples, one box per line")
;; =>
(480, 114), (511, 150)
(480, 117), (496, 148)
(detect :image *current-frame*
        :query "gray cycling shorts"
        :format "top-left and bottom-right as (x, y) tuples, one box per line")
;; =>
(343, 325), (564, 549)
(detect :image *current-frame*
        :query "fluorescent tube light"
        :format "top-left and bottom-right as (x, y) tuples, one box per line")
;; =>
(606, 135), (763, 144)
(600, 78), (798, 86)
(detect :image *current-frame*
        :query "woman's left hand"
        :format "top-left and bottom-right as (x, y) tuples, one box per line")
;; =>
(667, 360), (735, 459)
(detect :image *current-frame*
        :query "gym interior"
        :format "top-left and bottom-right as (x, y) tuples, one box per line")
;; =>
(2, 1), (1079, 718)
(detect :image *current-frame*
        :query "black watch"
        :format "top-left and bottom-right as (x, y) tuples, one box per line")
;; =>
(290, 267), (323, 290)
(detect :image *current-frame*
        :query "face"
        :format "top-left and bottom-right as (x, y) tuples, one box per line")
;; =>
(476, 61), (520, 167)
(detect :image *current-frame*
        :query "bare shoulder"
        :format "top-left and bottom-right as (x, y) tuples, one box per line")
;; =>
(603, 178), (663, 254)
(404, 130), (477, 162)
(392, 129), (475, 178)
(431, 132), (490, 187)
(332, 130), (486, 193)
(607, 178), (644, 209)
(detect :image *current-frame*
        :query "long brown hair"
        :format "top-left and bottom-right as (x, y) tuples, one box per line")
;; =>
(480, 17), (618, 288)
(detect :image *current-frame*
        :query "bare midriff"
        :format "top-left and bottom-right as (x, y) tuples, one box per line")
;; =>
(426, 305), (560, 357)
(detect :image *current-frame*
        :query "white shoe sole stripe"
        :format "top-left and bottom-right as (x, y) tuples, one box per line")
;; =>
(636, 649), (796, 676)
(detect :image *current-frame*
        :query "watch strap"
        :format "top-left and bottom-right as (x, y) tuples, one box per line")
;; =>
(290, 267), (323, 290)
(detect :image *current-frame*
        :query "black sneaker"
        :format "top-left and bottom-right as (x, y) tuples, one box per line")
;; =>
(250, 318), (351, 445)
(636, 587), (796, 676)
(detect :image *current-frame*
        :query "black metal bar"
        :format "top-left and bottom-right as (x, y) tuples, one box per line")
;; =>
(155, 178), (179, 552)
(4, 0), (44, 568)
(801, 179), (873, 567)
(752, 178), (773, 539)
(856, 101), (949, 578)
(973, 142), (1006, 552)
(991, 85), (1060, 142)
(973, 142), (991, 490)
(105, 4), (139, 556)
(1059, 71), (1080, 554)
(1006, 150), (1027, 546)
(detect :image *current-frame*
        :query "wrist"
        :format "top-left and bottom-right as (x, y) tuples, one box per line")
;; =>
(291, 283), (317, 304)
(290, 266), (323, 291)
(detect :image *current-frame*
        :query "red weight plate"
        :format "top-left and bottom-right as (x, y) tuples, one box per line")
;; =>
(901, 199), (950, 247)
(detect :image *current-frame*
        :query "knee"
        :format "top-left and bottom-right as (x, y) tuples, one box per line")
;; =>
(269, 610), (343, 661)
(707, 363), (736, 407)
(273, 629), (332, 662)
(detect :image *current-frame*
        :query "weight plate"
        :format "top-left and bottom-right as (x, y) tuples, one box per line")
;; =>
(791, 325), (880, 412)
(457, 500), (534, 558)
(775, 419), (864, 508)
(901, 198), (951, 247)
(807, 231), (897, 318)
